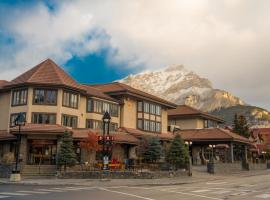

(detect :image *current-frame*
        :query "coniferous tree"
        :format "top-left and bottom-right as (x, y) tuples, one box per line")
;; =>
(143, 137), (163, 163)
(166, 134), (189, 170)
(233, 113), (250, 138)
(57, 131), (77, 171)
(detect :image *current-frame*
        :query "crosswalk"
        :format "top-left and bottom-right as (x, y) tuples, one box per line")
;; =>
(0, 186), (96, 199)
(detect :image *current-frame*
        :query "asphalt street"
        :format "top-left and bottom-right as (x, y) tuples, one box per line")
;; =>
(1, 173), (270, 200)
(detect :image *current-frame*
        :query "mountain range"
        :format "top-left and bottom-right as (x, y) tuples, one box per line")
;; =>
(120, 65), (270, 128)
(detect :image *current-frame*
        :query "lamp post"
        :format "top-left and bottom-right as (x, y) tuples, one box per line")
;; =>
(102, 111), (111, 170)
(10, 112), (25, 182)
(209, 144), (216, 162)
(185, 141), (193, 176)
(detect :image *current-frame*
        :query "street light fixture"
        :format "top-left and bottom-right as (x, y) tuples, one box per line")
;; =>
(10, 112), (25, 182)
(102, 111), (111, 170)
(208, 144), (216, 162)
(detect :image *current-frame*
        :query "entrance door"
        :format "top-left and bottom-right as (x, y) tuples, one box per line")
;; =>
(27, 140), (57, 165)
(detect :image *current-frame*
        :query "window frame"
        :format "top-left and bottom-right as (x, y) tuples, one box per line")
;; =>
(10, 112), (26, 127)
(61, 114), (78, 128)
(31, 112), (57, 125)
(33, 88), (58, 105)
(86, 119), (118, 131)
(86, 98), (119, 117)
(62, 90), (79, 109)
(11, 89), (28, 106)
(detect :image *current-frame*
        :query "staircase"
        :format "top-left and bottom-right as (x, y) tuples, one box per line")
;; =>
(22, 165), (57, 178)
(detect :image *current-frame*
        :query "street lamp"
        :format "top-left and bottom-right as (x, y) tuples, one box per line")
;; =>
(102, 111), (111, 170)
(185, 141), (193, 176)
(10, 112), (25, 182)
(209, 144), (216, 162)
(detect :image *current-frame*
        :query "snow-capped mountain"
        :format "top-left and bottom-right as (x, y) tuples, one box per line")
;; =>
(120, 65), (245, 112)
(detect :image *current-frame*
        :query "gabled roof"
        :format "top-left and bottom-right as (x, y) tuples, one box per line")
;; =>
(5, 59), (83, 91)
(0, 80), (8, 90)
(178, 128), (250, 144)
(91, 82), (177, 108)
(10, 123), (68, 134)
(168, 105), (225, 123)
(80, 84), (118, 103)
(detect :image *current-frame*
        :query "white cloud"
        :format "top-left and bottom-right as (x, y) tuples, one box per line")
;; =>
(0, 0), (270, 109)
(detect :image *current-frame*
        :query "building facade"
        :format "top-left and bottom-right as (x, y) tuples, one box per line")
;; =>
(0, 59), (176, 172)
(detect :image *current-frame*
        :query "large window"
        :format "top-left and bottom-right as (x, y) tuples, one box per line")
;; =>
(10, 113), (26, 127)
(86, 119), (118, 131)
(11, 89), (27, 106)
(62, 114), (78, 128)
(33, 89), (57, 105)
(32, 113), (56, 124)
(137, 101), (162, 132)
(63, 91), (78, 108)
(87, 99), (119, 117)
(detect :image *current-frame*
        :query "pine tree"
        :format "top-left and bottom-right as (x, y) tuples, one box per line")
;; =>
(143, 137), (163, 163)
(233, 113), (250, 138)
(166, 134), (189, 170)
(57, 131), (77, 171)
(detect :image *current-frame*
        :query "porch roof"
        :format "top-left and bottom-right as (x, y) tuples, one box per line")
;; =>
(118, 127), (174, 141)
(71, 128), (139, 145)
(10, 123), (68, 134)
(0, 130), (16, 141)
(177, 128), (251, 144)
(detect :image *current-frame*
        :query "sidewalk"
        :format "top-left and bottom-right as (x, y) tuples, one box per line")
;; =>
(1, 169), (269, 187)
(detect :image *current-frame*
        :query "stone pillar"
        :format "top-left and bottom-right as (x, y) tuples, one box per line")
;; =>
(229, 143), (234, 163)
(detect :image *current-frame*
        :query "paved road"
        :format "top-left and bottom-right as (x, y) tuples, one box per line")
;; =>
(1, 173), (270, 200)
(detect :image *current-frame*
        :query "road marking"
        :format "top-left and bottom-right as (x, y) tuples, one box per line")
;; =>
(0, 196), (9, 199)
(99, 188), (155, 200)
(206, 182), (227, 185)
(18, 190), (49, 194)
(162, 190), (223, 200)
(255, 194), (270, 198)
(0, 192), (30, 196)
(192, 189), (212, 193)
(211, 190), (231, 194)
(36, 189), (65, 192)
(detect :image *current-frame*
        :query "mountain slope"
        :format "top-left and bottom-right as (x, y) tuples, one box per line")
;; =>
(120, 65), (245, 112)
(120, 65), (270, 127)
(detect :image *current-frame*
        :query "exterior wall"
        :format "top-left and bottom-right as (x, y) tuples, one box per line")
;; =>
(0, 92), (11, 130)
(120, 97), (137, 129)
(171, 118), (205, 129)
(161, 109), (168, 133)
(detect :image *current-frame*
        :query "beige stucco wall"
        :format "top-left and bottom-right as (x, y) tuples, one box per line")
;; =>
(0, 92), (11, 130)
(161, 108), (168, 133)
(120, 97), (137, 129)
(170, 118), (205, 129)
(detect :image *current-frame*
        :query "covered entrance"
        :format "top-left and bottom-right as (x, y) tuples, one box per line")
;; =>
(27, 139), (57, 165)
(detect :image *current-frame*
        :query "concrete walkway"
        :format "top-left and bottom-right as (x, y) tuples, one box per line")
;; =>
(1, 169), (269, 187)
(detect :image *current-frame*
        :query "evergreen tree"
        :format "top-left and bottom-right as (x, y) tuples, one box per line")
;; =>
(57, 131), (77, 171)
(143, 137), (163, 163)
(166, 134), (189, 170)
(233, 113), (250, 138)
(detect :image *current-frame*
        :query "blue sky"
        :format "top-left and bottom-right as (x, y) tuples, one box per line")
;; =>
(0, 0), (270, 109)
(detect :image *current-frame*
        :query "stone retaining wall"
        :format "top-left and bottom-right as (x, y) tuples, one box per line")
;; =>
(58, 170), (188, 179)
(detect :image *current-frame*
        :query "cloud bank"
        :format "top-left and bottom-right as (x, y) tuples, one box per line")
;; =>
(0, 0), (269, 109)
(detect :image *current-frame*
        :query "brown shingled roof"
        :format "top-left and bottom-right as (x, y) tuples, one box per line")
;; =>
(91, 82), (176, 108)
(178, 128), (250, 144)
(119, 127), (174, 141)
(168, 105), (225, 123)
(0, 80), (8, 90)
(72, 128), (139, 144)
(0, 130), (16, 141)
(10, 123), (68, 134)
(80, 84), (118, 103)
(5, 59), (83, 91)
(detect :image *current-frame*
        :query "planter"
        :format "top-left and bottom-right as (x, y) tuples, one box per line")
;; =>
(10, 171), (21, 182)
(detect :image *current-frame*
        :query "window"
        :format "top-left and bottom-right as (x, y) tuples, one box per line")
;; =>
(204, 120), (209, 128)
(138, 101), (143, 112)
(10, 113), (26, 127)
(62, 114), (78, 128)
(86, 119), (118, 131)
(87, 99), (119, 117)
(144, 102), (149, 113)
(33, 89), (57, 105)
(137, 100), (162, 132)
(32, 113), (56, 124)
(12, 89), (27, 106)
(63, 91), (78, 108)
